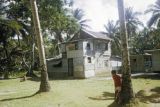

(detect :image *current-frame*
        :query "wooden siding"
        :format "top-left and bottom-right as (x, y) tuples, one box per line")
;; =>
(67, 50), (83, 58)
(152, 51), (160, 71)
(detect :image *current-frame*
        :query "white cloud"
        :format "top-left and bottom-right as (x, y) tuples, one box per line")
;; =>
(73, 0), (156, 31)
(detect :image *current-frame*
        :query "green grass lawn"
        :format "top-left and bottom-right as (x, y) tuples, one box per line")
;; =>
(0, 75), (160, 107)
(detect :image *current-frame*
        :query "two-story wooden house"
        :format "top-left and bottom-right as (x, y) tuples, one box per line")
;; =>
(47, 29), (112, 78)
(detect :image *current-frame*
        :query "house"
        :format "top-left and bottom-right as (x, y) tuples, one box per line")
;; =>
(144, 49), (160, 72)
(47, 29), (112, 78)
(130, 53), (152, 72)
(130, 49), (160, 72)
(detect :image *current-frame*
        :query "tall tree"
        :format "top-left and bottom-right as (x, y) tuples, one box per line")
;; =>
(104, 20), (121, 56)
(6, 0), (37, 77)
(0, 18), (23, 79)
(64, 0), (90, 30)
(117, 0), (135, 104)
(30, 0), (50, 92)
(72, 8), (90, 29)
(39, 0), (79, 43)
(39, 0), (79, 55)
(125, 7), (143, 54)
(146, 0), (160, 28)
(125, 7), (143, 38)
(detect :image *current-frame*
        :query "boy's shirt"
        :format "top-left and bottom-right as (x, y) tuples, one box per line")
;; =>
(112, 74), (122, 87)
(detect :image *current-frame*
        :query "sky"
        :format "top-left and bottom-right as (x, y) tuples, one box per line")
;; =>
(73, 0), (156, 31)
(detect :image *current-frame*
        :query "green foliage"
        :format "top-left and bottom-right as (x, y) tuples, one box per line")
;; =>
(104, 20), (121, 56)
(39, 0), (79, 42)
(72, 8), (90, 29)
(7, 0), (31, 21)
(125, 7), (143, 38)
(145, 0), (160, 28)
(131, 28), (160, 54)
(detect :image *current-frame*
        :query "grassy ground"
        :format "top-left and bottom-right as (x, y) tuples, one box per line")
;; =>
(0, 75), (160, 107)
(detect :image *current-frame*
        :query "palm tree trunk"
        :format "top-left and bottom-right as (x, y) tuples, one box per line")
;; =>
(30, 0), (51, 92)
(3, 41), (9, 79)
(117, 0), (135, 104)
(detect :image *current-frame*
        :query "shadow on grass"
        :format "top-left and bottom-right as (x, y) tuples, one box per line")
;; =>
(26, 76), (84, 82)
(136, 87), (160, 103)
(108, 101), (122, 107)
(88, 92), (115, 100)
(49, 77), (85, 81)
(27, 77), (40, 82)
(0, 92), (38, 102)
(133, 73), (160, 80)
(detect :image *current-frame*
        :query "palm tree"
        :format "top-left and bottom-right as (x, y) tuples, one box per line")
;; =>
(30, 0), (51, 92)
(0, 18), (22, 79)
(145, 0), (160, 27)
(72, 8), (90, 29)
(125, 7), (143, 54)
(104, 20), (121, 56)
(125, 7), (143, 38)
(117, 0), (135, 104)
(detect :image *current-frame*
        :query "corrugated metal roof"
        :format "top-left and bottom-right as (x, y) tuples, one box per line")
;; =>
(82, 29), (112, 40)
(68, 29), (112, 42)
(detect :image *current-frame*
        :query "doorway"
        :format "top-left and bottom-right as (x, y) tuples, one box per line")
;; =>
(68, 58), (74, 76)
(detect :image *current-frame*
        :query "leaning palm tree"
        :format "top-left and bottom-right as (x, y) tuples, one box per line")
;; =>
(145, 0), (160, 28)
(72, 8), (90, 29)
(30, 0), (51, 92)
(104, 20), (121, 56)
(117, 0), (135, 104)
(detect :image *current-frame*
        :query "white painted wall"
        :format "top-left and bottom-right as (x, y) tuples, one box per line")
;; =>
(67, 50), (83, 58)
(83, 40), (94, 56)
(111, 60), (122, 70)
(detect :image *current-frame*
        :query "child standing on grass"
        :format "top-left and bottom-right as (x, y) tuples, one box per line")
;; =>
(111, 70), (122, 103)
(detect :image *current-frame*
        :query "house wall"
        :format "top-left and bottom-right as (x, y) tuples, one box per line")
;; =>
(130, 55), (145, 72)
(94, 40), (112, 74)
(66, 41), (83, 58)
(83, 40), (94, 56)
(73, 57), (85, 78)
(47, 58), (68, 78)
(83, 40), (95, 78)
(94, 40), (111, 56)
(84, 57), (95, 78)
(66, 41), (85, 78)
(152, 51), (160, 71)
(94, 55), (111, 74)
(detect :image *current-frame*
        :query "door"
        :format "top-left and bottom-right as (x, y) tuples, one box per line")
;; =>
(68, 58), (74, 76)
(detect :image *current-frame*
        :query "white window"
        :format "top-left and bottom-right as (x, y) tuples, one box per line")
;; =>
(105, 43), (108, 50)
(86, 43), (91, 50)
(87, 57), (91, 63)
(104, 60), (109, 67)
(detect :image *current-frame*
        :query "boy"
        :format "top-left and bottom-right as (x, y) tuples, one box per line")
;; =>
(111, 70), (122, 102)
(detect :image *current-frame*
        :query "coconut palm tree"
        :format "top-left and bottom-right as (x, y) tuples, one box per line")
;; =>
(125, 7), (143, 38)
(72, 8), (90, 29)
(104, 20), (121, 56)
(117, 0), (135, 104)
(30, 0), (51, 92)
(125, 7), (143, 53)
(145, 0), (160, 27)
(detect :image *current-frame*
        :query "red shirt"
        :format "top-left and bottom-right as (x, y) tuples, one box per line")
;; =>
(112, 74), (122, 87)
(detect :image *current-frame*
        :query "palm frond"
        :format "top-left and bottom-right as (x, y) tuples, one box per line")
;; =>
(147, 13), (160, 27)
